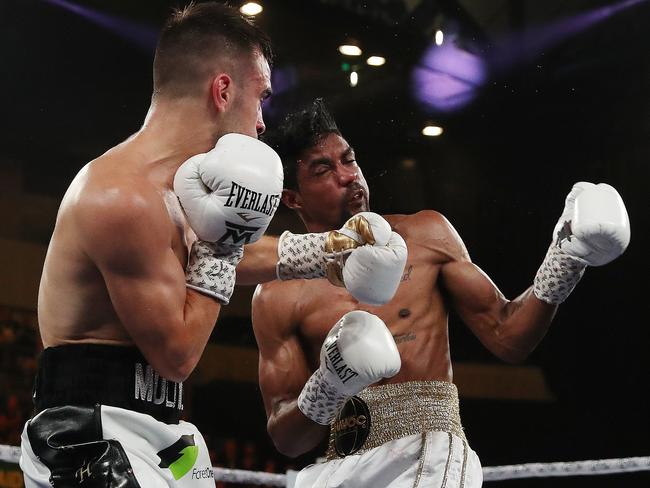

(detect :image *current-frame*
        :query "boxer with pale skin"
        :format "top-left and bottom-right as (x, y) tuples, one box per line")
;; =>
(37, 42), (272, 382)
(20, 7), (406, 488)
(252, 100), (630, 487)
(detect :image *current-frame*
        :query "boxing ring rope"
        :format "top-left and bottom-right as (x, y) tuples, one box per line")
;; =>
(1, 444), (648, 485)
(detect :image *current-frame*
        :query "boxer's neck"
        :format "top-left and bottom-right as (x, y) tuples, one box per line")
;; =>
(136, 98), (219, 168)
(298, 214), (336, 234)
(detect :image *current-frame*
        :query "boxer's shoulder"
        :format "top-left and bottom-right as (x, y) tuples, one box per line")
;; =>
(253, 279), (303, 311)
(70, 160), (170, 257)
(384, 210), (445, 233)
(76, 153), (162, 215)
(384, 210), (469, 263)
(77, 179), (162, 229)
(383, 210), (453, 242)
(252, 281), (302, 337)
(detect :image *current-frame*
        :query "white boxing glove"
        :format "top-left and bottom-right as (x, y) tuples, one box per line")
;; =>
(174, 133), (283, 304)
(533, 182), (630, 304)
(556, 183), (630, 266)
(298, 311), (401, 425)
(276, 212), (407, 305)
(174, 133), (283, 244)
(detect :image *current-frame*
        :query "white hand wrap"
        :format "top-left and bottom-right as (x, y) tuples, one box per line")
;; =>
(276, 231), (328, 280)
(276, 212), (407, 305)
(185, 241), (244, 305)
(297, 368), (349, 426)
(533, 246), (586, 304)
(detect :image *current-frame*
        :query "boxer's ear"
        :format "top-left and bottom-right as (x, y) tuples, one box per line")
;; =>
(282, 188), (302, 210)
(211, 73), (232, 113)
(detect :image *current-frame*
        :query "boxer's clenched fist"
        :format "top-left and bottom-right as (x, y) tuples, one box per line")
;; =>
(553, 182), (630, 266)
(297, 311), (401, 425)
(174, 133), (283, 303)
(174, 133), (283, 244)
(533, 182), (630, 304)
(276, 212), (407, 305)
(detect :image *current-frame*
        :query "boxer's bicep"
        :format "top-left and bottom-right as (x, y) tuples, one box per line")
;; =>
(96, 230), (186, 344)
(252, 287), (308, 417)
(442, 259), (553, 362)
(252, 288), (329, 456)
(258, 335), (310, 417)
(79, 191), (213, 379)
(441, 258), (516, 360)
(421, 210), (516, 358)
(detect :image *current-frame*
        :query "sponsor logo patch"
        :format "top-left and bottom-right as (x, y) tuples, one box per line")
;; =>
(157, 434), (199, 480)
(217, 221), (261, 245)
(332, 396), (371, 457)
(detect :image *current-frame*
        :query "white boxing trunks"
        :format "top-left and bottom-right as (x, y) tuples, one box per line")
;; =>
(20, 344), (214, 487)
(21, 405), (215, 487)
(295, 381), (482, 488)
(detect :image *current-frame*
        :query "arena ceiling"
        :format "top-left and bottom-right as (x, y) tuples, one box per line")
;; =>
(3, 0), (648, 203)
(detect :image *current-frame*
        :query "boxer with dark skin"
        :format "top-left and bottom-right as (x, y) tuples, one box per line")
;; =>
(252, 100), (561, 458)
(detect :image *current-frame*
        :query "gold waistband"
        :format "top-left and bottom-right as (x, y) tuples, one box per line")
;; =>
(326, 380), (466, 459)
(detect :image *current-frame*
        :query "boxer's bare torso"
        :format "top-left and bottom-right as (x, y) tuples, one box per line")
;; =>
(253, 211), (468, 387)
(38, 140), (195, 348)
(253, 205), (559, 456)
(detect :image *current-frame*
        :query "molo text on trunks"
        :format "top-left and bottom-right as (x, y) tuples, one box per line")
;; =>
(135, 363), (184, 410)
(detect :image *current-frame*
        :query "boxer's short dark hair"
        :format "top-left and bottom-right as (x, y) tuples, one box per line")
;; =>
(266, 99), (341, 191)
(153, 1), (273, 97)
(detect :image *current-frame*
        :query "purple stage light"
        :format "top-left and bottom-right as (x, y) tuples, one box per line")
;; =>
(261, 66), (298, 120)
(271, 66), (298, 96)
(44, 0), (158, 52)
(487, 0), (647, 76)
(412, 0), (646, 113)
(412, 42), (487, 113)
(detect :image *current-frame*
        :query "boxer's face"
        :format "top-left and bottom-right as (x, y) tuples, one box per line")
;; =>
(220, 51), (271, 138)
(286, 132), (370, 230)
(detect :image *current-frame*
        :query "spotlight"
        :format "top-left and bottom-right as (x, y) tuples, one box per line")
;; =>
(349, 71), (359, 87)
(339, 44), (362, 56)
(435, 29), (444, 46)
(240, 2), (263, 16)
(338, 38), (362, 56)
(367, 56), (386, 66)
(422, 125), (443, 137)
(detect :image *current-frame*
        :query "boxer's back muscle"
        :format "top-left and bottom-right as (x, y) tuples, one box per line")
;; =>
(38, 147), (191, 347)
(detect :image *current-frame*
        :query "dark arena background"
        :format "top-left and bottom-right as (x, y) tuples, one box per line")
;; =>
(1, 0), (649, 486)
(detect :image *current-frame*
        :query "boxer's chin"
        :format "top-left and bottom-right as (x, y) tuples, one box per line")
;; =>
(348, 195), (369, 215)
(337, 210), (352, 228)
(338, 200), (369, 226)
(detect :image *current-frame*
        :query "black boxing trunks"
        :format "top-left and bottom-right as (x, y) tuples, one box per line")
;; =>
(32, 344), (184, 424)
(20, 345), (214, 487)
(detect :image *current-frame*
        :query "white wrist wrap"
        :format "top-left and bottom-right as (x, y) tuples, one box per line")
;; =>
(533, 245), (586, 304)
(297, 369), (349, 426)
(276, 231), (328, 281)
(185, 240), (244, 305)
